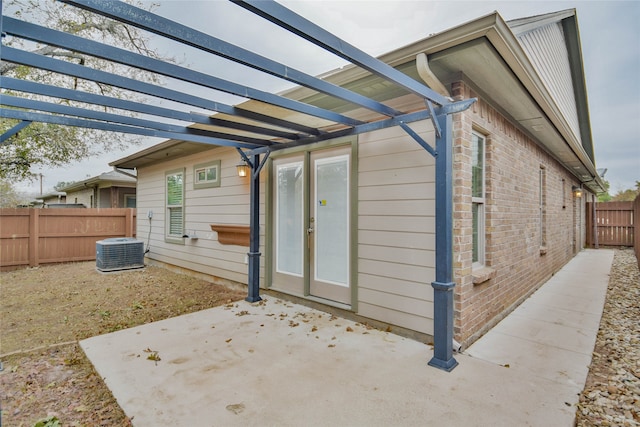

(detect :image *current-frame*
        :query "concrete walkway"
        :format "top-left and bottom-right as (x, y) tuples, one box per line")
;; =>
(81, 249), (614, 426)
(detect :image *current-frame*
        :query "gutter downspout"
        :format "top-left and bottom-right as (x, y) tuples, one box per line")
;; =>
(416, 53), (451, 98)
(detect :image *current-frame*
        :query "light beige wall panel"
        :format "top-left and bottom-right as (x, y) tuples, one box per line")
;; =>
(359, 288), (433, 318)
(359, 183), (436, 201)
(135, 145), (265, 287)
(359, 244), (435, 267)
(358, 302), (433, 335)
(359, 215), (435, 233)
(359, 259), (435, 284)
(359, 166), (435, 186)
(356, 119), (436, 335)
(359, 199), (435, 216)
(359, 273), (434, 302)
(359, 230), (435, 251)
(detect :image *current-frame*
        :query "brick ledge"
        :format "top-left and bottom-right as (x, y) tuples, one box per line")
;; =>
(472, 266), (496, 285)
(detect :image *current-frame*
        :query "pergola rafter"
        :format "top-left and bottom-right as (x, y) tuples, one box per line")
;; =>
(0, 0), (475, 371)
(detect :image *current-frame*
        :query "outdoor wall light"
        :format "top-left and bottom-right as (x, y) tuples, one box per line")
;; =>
(572, 185), (583, 198)
(236, 161), (251, 178)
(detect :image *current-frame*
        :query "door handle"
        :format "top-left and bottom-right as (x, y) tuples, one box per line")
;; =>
(307, 227), (314, 249)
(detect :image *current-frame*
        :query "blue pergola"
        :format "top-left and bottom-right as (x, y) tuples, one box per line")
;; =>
(0, 0), (475, 371)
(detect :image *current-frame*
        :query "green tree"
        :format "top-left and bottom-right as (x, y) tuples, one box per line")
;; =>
(611, 181), (640, 202)
(598, 179), (612, 202)
(0, 179), (29, 207)
(54, 180), (77, 191)
(0, 0), (169, 181)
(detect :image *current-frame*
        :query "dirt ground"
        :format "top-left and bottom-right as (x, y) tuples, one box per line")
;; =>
(0, 262), (245, 426)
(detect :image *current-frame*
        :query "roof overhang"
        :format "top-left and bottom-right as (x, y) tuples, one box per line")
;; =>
(277, 11), (605, 194)
(111, 139), (218, 170)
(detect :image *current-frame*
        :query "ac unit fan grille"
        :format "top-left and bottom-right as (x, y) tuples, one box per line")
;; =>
(96, 238), (144, 272)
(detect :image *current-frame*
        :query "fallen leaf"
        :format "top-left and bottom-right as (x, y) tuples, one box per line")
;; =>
(226, 403), (245, 414)
(346, 326), (353, 332)
(226, 338), (232, 343)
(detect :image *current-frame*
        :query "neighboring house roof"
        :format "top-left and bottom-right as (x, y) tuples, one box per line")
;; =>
(111, 9), (604, 194)
(35, 191), (66, 205)
(60, 169), (137, 192)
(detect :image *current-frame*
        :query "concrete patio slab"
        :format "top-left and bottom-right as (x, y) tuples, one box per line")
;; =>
(81, 249), (614, 426)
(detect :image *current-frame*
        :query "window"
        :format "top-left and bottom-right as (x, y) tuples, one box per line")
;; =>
(124, 195), (136, 208)
(472, 132), (485, 266)
(539, 166), (547, 248)
(193, 160), (221, 189)
(166, 168), (185, 242)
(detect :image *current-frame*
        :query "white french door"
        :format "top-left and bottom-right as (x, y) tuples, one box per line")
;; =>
(271, 146), (351, 305)
(309, 149), (350, 304)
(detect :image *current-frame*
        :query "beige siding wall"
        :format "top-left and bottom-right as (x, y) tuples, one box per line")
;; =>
(452, 80), (586, 345)
(357, 120), (436, 335)
(66, 187), (93, 207)
(136, 146), (265, 286)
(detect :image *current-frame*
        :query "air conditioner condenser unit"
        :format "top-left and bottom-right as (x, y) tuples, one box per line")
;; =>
(96, 237), (145, 272)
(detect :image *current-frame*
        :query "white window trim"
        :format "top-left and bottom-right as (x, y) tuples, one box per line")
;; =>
(165, 168), (185, 244)
(472, 131), (486, 268)
(193, 160), (221, 189)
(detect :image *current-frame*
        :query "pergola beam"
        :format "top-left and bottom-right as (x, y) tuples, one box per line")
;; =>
(2, 16), (364, 128)
(1, 77), (303, 140)
(232, 0), (452, 106)
(1, 95), (273, 146)
(1, 47), (322, 136)
(59, 0), (404, 118)
(0, 119), (32, 144)
(0, 109), (261, 149)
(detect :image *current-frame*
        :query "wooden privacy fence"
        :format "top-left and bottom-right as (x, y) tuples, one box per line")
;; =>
(635, 195), (640, 267)
(586, 200), (636, 249)
(0, 208), (136, 270)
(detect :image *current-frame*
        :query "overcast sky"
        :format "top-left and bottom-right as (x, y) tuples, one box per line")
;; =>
(15, 0), (640, 195)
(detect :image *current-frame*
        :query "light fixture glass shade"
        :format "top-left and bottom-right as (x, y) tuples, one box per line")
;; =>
(236, 163), (251, 178)
(572, 186), (583, 198)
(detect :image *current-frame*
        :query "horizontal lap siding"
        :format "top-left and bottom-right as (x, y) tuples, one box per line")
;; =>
(357, 120), (436, 335)
(136, 146), (264, 286)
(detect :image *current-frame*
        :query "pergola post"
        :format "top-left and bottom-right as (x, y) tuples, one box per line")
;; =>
(428, 113), (458, 372)
(246, 153), (262, 303)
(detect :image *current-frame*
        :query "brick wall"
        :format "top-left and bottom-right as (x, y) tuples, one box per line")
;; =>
(451, 80), (585, 345)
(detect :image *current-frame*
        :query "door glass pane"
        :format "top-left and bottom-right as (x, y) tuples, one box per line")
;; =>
(315, 156), (349, 286)
(276, 162), (304, 276)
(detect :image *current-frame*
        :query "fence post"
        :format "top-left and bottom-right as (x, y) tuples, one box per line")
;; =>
(634, 194), (640, 269)
(28, 208), (39, 267)
(585, 202), (596, 247)
(592, 200), (598, 249)
(125, 208), (134, 237)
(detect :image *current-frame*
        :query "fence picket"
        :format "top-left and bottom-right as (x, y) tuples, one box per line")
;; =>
(0, 208), (136, 270)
